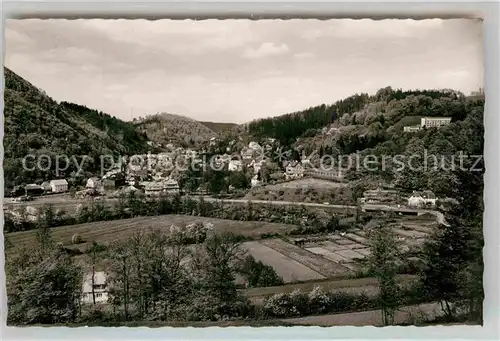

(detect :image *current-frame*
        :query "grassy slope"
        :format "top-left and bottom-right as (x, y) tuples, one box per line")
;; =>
(5, 214), (298, 255)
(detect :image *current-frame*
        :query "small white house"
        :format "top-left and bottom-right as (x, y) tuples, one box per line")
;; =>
(81, 271), (108, 304)
(86, 177), (101, 189)
(145, 182), (164, 196)
(164, 179), (180, 194)
(408, 190), (437, 208)
(248, 141), (262, 151)
(251, 159), (266, 175)
(285, 161), (305, 180)
(251, 175), (262, 188)
(50, 179), (68, 193)
(403, 125), (422, 133)
(228, 159), (242, 172)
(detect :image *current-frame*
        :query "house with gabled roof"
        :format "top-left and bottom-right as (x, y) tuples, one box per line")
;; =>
(49, 179), (68, 193)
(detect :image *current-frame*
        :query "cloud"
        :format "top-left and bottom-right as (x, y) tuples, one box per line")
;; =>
(242, 42), (290, 59)
(4, 19), (483, 123)
(300, 19), (445, 41)
(294, 52), (314, 59)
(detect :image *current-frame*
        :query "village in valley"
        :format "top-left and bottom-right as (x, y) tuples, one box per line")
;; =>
(3, 19), (484, 328)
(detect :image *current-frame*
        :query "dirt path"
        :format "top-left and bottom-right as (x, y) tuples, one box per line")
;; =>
(281, 302), (442, 326)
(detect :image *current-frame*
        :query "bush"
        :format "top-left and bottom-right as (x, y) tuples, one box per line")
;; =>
(263, 293), (299, 318)
(238, 255), (284, 288)
(308, 286), (332, 314)
(71, 233), (83, 244)
(263, 289), (379, 319)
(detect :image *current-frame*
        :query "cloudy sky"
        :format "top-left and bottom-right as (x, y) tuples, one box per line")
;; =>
(5, 19), (483, 123)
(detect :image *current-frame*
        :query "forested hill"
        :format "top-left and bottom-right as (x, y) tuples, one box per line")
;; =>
(134, 113), (220, 148)
(3, 67), (150, 189)
(246, 87), (468, 145)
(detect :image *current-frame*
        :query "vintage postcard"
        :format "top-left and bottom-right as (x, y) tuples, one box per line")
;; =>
(3, 18), (484, 327)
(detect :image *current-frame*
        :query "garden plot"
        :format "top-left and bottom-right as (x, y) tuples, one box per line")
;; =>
(335, 249), (366, 261)
(355, 248), (372, 257)
(344, 233), (368, 245)
(344, 243), (367, 250)
(260, 239), (352, 277)
(334, 238), (356, 245)
(321, 240), (350, 252)
(305, 247), (350, 264)
(241, 241), (326, 283)
(341, 263), (359, 271)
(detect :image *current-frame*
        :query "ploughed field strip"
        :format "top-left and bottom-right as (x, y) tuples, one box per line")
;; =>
(259, 238), (352, 277)
(241, 241), (326, 282)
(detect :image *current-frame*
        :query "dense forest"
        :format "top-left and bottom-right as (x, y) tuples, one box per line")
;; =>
(246, 87), (466, 146)
(3, 68), (150, 190)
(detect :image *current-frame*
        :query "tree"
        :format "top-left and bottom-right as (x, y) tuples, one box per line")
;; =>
(189, 232), (248, 319)
(237, 255), (284, 288)
(106, 241), (133, 320)
(366, 220), (402, 326)
(420, 211), (482, 321)
(6, 243), (83, 325)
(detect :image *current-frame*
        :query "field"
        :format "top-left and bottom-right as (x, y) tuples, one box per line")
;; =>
(261, 178), (348, 190)
(6, 213), (436, 284)
(5, 215), (298, 255)
(244, 178), (353, 204)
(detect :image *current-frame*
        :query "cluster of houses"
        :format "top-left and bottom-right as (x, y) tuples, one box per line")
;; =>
(403, 116), (452, 133)
(360, 187), (438, 209)
(11, 179), (69, 197)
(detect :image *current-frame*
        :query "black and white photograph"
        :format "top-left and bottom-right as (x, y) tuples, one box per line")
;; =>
(3, 18), (484, 327)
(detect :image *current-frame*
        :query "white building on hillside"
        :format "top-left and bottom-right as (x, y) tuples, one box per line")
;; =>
(403, 125), (422, 132)
(285, 161), (304, 180)
(86, 177), (101, 189)
(248, 141), (262, 151)
(50, 179), (68, 193)
(408, 190), (437, 208)
(420, 117), (452, 128)
(81, 271), (108, 304)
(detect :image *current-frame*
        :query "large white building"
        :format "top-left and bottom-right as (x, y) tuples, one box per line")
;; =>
(420, 117), (452, 128)
(49, 179), (68, 193)
(81, 271), (108, 304)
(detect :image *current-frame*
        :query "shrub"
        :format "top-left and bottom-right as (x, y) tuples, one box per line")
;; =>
(308, 286), (332, 314)
(289, 289), (309, 315)
(263, 293), (299, 318)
